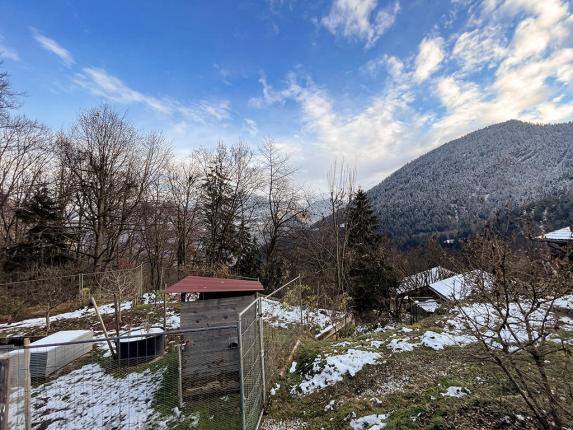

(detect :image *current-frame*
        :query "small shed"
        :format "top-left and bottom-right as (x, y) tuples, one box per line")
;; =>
(164, 275), (264, 398)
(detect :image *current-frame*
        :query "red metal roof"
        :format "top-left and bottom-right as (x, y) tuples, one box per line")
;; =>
(164, 275), (264, 294)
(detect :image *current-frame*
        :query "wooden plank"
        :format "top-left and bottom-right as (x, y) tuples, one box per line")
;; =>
(180, 295), (255, 328)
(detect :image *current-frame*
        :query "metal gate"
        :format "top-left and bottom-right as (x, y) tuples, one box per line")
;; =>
(238, 297), (265, 430)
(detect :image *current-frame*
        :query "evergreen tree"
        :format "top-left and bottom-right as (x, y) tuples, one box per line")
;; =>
(234, 222), (261, 278)
(200, 158), (237, 266)
(4, 187), (73, 271)
(346, 189), (396, 314)
(347, 189), (380, 252)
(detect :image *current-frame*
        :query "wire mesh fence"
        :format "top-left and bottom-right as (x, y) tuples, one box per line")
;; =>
(238, 298), (264, 430)
(2, 327), (243, 430)
(0, 274), (350, 430)
(0, 266), (144, 327)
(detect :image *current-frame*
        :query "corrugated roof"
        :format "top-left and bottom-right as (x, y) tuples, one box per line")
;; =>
(428, 270), (493, 301)
(164, 275), (264, 294)
(540, 226), (573, 242)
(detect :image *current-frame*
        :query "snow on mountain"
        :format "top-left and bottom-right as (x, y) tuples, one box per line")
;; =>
(367, 120), (573, 246)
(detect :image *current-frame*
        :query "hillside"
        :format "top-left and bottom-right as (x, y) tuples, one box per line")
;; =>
(367, 120), (573, 247)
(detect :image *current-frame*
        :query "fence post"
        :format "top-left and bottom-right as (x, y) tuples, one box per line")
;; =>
(23, 338), (31, 430)
(238, 318), (246, 430)
(0, 353), (10, 430)
(79, 273), (84, 305)
(139, 264), (143, 297)
(258, 297), (266, 406)
(299, 275), (303, 327)
(177, 343), (183, 409)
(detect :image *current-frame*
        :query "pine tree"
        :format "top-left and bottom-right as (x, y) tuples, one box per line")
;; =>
(347, 189), (380, 252)
(200, 158), (236, 266)
(234, 222), (261, 278)
(4, 187), (73, 271)
(346, 189), (396, 314)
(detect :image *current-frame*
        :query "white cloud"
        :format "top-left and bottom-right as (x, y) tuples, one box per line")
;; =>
(248, 73), (302, 108)
(253, 0), (573, 188)
(452, 28), (507, 73)
(501, 0), (572, 65)
(363, 54), (404, 79)
(321, 0), (400, 48)
(414, 36), (445, 82)
(32, 30), (74, 66)
(243, 118), (258, 135)
(74, 67), (231, 124)
(0, 35), (19, 61)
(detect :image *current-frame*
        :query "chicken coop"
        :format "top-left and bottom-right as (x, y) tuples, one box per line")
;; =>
(164, 275), (264, 398)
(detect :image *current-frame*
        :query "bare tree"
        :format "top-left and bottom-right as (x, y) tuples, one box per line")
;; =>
(168, 156), (200, 276)
(454, 238), (573, 429)
(0, 117), (50, 254)
(327, 160), (355, 295)
(61, 106), (168, 270)
(96, 267), (141, 325)
(259, 140), (307, 289)
(138, 172), (176, 291)
(0, 66), (17, 124)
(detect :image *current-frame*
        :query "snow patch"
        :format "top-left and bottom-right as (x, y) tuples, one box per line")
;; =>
(294, 349), (381, 395)
(350, 414), (387, 430)
(441, 386), (469, 398)
(420, 331), (475, 350)
(387, 338), (416, 352)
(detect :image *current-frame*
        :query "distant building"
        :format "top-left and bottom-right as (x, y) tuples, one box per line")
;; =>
(537, 226), (573, 255)
(539, 226), (573, 243)
(397, 268), (493, 320)
(398, 266), (455, 297)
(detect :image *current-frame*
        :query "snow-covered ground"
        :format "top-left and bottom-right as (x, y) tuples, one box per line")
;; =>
(9, 362), (177, 430)
(262, 298), (338, 331)
(0, 301), (135, 333)
(292, 349), (381, 395)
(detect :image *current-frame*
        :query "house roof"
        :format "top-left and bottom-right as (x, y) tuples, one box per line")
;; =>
(164, 275), (264, 294)
(539, 226), (573, 243)
(398, 266), (455, 295)
(428, 270), (493, 301)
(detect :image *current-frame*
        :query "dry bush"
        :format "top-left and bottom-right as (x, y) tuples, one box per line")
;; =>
(454, 238), (573, 429)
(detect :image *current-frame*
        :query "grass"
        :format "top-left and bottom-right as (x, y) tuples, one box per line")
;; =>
(262, 326), (542, 430)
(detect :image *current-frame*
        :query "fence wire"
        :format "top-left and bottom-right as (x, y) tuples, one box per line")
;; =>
(2, 327), (241, 430)
(0, 266), (143, 326)
(238, 298), (264, 430)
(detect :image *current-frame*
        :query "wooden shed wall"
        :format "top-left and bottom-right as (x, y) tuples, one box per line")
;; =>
(180, 294), (256, 397)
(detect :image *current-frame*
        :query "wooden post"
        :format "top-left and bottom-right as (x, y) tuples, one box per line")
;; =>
(139, 264), (143, 298)
(163, 293), (167, 332)
(113, 294), (121, 338)
(298, 276), (303, 328)
(0, 354), (11, 430)
(177, 343), (183, 409)
(23, 338), (31, 430)
(90, 296), (116, 359)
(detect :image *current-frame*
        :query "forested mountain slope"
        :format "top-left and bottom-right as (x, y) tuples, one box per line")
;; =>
(367, 120), (573, 247)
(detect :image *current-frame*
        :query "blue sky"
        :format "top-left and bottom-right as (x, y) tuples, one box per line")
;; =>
(1, 0), (572, 190)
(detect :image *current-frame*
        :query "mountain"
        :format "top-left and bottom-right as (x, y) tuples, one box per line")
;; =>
(367, 120), (573, 247)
